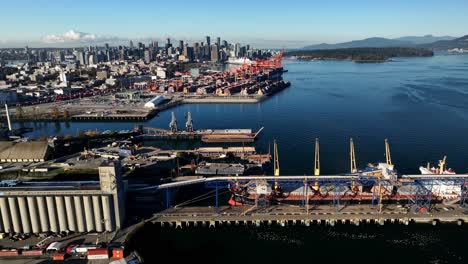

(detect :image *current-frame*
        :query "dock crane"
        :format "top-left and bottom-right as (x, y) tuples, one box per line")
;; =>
(169, 112), (178, 133)
(438, 156), (447, 174)
(350, 138), (357, 173)
(185, 112), (193, 132)
(314, 138), (320, 176)
(313, 138), (320, 192)
(350, 138), (359, 193)
(385, 139), (392, 166)
(273, 139), (280, 190)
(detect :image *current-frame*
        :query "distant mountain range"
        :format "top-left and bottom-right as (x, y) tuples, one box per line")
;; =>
(301, 35), (464, 50)
(420, 35), (468, 49)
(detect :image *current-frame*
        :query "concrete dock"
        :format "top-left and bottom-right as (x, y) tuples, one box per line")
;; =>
(150, 204), (468, 227)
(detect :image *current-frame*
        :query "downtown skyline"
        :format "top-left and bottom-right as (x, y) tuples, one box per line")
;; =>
(1, 0), (468, 48)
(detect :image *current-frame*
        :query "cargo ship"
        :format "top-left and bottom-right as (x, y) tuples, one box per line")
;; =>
(136, 113), (263, 143)
(201, 129), (261, 143)
(228, 161), (463, 206)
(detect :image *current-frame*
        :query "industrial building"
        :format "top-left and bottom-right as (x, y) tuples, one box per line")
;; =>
(0, 141), (51, 162)
(0, 160), (126, 234)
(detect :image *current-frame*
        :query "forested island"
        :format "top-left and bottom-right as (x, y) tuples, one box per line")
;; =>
(285, 47), (434, 62)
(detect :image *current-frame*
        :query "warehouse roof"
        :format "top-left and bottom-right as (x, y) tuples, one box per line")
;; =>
(0, 141), (50, 161)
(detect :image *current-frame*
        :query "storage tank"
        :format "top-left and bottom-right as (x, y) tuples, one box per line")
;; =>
(64, 196), (76, 231)
(74, 196), (85, 232)
(8, 197), (21, 233)
(0, 197), (9, 233)
(36, 196), (49, 232)
(92, 196), (103, 232)
(101, 195), (113, 231)
(0, 202), (3, 232)
(46, 196), (58, 233)
(27, 196), (40, 234)
(55, 196), (67, 231)
(83, 196), (95, 232)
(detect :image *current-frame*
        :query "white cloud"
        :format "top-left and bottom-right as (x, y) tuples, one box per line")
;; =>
(41, 30), (119, 44)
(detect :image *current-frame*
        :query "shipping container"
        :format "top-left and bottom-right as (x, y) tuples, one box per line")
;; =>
(21, 249), (43, 256)
(52, 253), (65, 261)
(112, 248), (124, 259)
(0, 249), (19, 256)
(87, 248), (109, 260)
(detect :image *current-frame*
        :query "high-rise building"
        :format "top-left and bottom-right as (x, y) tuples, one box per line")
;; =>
(105, 43), (109, 50)
(222, 40), (228, 48)
(129, 40), (134, 49)
(216, 37), (221, 47)
(144, 50), (151, 64)
(206, 36), (211, 47)
(76, 51), (85, 65)
(179, 40), (184, 51)
(235, 43), (241, 57)
(193, 42), (200, 60)
(183, 45), (194, 62)
(211, 44), (219, 62)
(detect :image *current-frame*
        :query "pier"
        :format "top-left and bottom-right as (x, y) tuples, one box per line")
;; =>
(150, 204), (468, 228)
(131, 174), (468, 227)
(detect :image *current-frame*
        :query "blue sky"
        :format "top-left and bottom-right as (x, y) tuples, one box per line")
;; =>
(1, 0), (467, 48)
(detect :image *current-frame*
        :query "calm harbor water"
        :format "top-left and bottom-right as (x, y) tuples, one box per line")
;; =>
(13, 54), (468, 263)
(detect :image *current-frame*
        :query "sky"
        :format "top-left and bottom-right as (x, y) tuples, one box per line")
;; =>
(1, 0), (468, 48)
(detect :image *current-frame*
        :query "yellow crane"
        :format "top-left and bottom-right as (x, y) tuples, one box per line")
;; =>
(350, 138), (359, 193)
(313, 138), (320, 192)
(385, 139), (392, 166)
(438, 155), (447, 174)
(350, 138), (357, 173)
(314, 138), (320, 176)
(273, 139), (280, 190)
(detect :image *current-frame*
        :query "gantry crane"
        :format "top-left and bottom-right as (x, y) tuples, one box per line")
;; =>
(313, 138), (320, 192)
(185, 112), (193, 132)
(350, 138), (359, 193)
(385, 139), (392, 166)
(350, 138), (357, 173)
(169, 112), (178, 133)
(314, 138), (320, 176)
(273, 139), (280, 190)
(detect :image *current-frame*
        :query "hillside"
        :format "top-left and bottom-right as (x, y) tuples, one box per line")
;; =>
(302, 37), (412, 50)
(285, 47), (434, 62)
(420, 35), (468, 49)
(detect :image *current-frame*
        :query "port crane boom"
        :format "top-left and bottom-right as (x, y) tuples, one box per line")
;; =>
(350, 138), (357, 173)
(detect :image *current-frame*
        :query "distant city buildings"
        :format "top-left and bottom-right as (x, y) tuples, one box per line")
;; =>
(0, 35), (277, 105)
